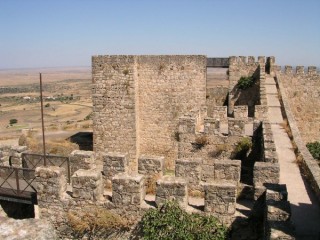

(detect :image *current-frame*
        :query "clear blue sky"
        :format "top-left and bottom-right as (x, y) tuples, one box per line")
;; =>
(0, 0), (319, 69)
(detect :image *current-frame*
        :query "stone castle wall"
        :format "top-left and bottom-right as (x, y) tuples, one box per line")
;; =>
(92, 55), (206, 169)
(276, 70), (320, 201)
(206, 86), (229, 117)
(138, 56), (206, 169)
(92, 56), (137, 169)
(276, 66), (320, 143)
(228, 56), (264, 89)
(228, 56), (265, 117)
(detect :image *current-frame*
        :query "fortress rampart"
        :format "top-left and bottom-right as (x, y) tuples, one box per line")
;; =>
(4, 54), (320, 239)
(92, 55), (207, 170)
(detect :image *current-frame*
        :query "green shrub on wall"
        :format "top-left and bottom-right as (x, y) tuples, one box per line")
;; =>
(141, 201), (228, 240)
(237, 76), (254, 90)
(9, 119), (18, 125)
(232, 137), (252, 159)
(306, 141), (320, 160)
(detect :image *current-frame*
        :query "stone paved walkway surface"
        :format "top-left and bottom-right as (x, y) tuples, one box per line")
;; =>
(266, 76), (320, 239)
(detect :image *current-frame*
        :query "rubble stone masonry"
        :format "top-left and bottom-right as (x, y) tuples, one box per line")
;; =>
(92, 55), (206, 169)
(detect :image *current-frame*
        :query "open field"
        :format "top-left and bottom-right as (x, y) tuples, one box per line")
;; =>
(0, 67), (92, 145)
(0, 67), (91, 86)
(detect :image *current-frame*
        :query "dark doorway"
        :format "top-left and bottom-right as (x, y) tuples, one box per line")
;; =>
(68, 132), (93, 151)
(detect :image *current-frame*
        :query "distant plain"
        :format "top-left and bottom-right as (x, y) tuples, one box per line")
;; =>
(0, 67), (92, 145)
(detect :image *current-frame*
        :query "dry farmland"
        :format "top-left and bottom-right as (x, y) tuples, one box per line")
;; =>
(0, 67), (92, 146)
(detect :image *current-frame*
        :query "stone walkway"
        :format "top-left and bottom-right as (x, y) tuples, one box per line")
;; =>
(266, 76), (320, 239)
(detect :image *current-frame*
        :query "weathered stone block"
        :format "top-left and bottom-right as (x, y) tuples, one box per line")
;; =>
(70, 150), (95, 175)
(201, 159), (215, 182)
(268, 221), (295, 240)
(214, 159), (241, 182)
(203, 182), (236, 215)
(179, 116), (196, 134)
(254, 186), (266, 200)
(267, 201), (291, 222)
(212, 106), (227, 121)
(175, 158), (202, 191)
(255, 105), (268, 120)
(253, 162), (279, 187)
(103, 152), (128, 181)
(265, 184), (288, 202)
(233, 106), (248, 119)
(112, 173), (145, 210)
(35, 166), (67, 204)
(155, 176), (188, 207)
(264, 149), (278, 163)
(71, 169), (103, 201)
(203, 118), (220, 134)
(138, 155), (164, 176)
(228, 119), (245, 136)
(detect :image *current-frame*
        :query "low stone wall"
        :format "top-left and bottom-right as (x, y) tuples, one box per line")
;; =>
(213, 159), (241, 183)
(70, 150), (95, 175)
(72, 169), (103, 201)
(0, 145), (27, 167)
(263, 184), (295, 240)
(255, 105), (268, 120)
(138, 155), (164, 177)
(202, 182), (236, 223)
(276, 74), (320, 201)
(233, 106), (248, 119)
(155, 176), (188, 207)
(228, 57), (263, 117)
(103, 152), (128, 181)
(212, 106), (227, 122)
(253, 162), (279, 199)
(112, 173), (145, 211)
(228, 119), (246, 136)
(262, 122), (278, 163)
(175, 158), (202, 192)
(178, 114), (243, 162)
(206, 87), (228, 118)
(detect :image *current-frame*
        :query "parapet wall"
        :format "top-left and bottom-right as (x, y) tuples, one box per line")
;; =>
(276, 72), (320, 201)
(228, 56), (266, 117)
(228, 56), (265, 89)
(276, 66), (320, 143)
(92, 55), (207, 169)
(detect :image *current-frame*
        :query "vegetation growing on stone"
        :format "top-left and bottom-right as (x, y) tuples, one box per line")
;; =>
(209, 144), (229, 158)
(194, 135), (209, 150)
(236, 137), (252, 153)
(122, 69), (129, 75)
(234, 137), (252, 159)
(237, 76), (255, 90)
(141, 201), (228, 240)
(18, 131), (79, 156)
(67, 207), (130, 239)
(9, 119), (18, 125)
(306, 141), (320, 160)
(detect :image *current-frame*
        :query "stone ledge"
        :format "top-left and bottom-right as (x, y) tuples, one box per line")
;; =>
(112, 173), (144, 183)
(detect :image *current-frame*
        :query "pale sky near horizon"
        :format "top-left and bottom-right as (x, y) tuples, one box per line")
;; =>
(0, 0), (319, 69)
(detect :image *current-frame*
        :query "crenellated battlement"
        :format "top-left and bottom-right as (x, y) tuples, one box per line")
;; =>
(229, 56), (267, 65)
(278, 65), (319, 77)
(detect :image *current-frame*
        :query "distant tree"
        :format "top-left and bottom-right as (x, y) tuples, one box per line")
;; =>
(45, 103), (50, 108)
(10, 119), (18, 125)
